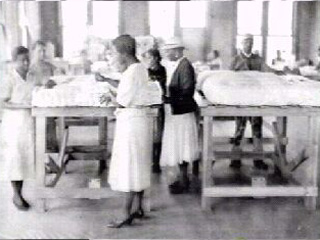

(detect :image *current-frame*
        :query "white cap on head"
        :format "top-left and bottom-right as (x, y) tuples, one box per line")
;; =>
(243, 34), (254, 41)
(161, 37), (185, 50)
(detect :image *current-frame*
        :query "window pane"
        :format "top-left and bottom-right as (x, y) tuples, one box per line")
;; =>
(149, 2), (175, 39)
(180, 2), (206, 28)
(268, 2), (293, 36)
(237, 2), (263, 35)
(236, 35), (263, 56)
(266, 36), (293, 66)
(61, 1), (87, 59)
(91, 1), (119, 39)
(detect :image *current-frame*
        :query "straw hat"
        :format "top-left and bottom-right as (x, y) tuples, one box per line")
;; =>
(161, 37), (185, 50)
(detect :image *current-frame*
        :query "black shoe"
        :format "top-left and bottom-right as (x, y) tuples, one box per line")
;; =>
(13, 197), (29, 211)
(132, 209), (145, 219)
(230, 160), (242, 169)
(254, 160), (268, 170)
(169, 181), (184, 194)
(107, 215), (134, 228)
(152, 165), (162, 174)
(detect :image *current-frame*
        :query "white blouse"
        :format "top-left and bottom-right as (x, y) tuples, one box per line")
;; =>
(116, 63), (149, 107)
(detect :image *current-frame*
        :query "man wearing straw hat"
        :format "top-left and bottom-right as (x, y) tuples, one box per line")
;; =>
(230, 33), (274, 171)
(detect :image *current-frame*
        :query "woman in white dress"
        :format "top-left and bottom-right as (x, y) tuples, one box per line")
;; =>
(0, 46), (36, 210)
(107, 35), (153, 228)
(160, 38), (199, 194)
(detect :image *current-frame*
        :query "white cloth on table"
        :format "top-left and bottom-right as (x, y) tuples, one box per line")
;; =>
(108, 63), (152, 192)
(0, 70), (35, 181)
(160, 104), (199, 167)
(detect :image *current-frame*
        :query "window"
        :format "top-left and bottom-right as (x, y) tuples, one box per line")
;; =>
(237, 1), (263, 54)
(19, 1), (29, 47)
(237, 1), (293, 63)
(267, 2), (293, 65)
(149, 2), (175, 40)
(90, 1), (119, 39)
(61, 1), (88, 59)
(180, 2), (207, 28)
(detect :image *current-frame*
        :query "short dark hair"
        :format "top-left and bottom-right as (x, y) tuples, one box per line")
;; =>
(12, 46), (29, 61)
(112, 34), (136, 56)
(32, 40), (47, 50)
(146, 48), (162, 62)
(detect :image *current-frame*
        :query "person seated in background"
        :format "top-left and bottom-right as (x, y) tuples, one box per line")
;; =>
(143, 48), (167, 173)
(80, 50), (92, 74)
(272, 50), (287, 71)
(230, 34), (275, 171)
(208, 50), (223, 70)
(29, 40), (56, 86)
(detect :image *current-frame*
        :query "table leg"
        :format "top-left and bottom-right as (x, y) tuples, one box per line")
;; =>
(201, 116), (213, 211)
(36, 117), (48, 212)
(304, 116), (319, 210)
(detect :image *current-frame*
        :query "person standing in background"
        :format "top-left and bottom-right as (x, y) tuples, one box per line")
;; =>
(230, 34), (274, 171)
(143, 48), (166, 173)
(208, 50), (223, 70)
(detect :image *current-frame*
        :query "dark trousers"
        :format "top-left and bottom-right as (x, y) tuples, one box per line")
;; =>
(233, 116), (263, 161)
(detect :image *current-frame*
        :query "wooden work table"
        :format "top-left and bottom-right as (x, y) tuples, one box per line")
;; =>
(32, 106), (158, 211)
(200, 105), (320, 211)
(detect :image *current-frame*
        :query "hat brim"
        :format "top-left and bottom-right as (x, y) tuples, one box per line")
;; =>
(161, 45), (185, 50)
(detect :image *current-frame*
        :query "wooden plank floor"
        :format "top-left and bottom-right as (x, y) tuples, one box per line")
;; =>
(0, 119), (319, 239)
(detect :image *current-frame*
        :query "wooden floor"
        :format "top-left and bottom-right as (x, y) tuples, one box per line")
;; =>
(0, 160), (319, 239)
(0, 119), (319, 239)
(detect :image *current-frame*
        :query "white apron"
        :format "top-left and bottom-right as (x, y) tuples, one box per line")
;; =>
(0, 70), (35, 181)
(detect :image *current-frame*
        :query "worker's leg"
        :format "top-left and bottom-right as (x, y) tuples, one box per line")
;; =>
(230, 117), (247, 168)
(250, 117), (268, 170)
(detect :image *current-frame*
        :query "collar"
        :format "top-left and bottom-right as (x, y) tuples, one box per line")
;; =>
(241, 51), (253, 58)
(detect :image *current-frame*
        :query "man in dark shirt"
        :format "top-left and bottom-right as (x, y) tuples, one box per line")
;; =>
(230, 34), (274, 170)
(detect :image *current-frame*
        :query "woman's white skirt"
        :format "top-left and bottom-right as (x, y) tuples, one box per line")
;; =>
(0, 109), (35, 181)
(160, 104), (199, 167)
(108, 108), (152, 192)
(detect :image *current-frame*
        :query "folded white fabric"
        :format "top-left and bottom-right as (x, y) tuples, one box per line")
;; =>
(199, 70), (320, 106)
(32, 75), (112, 107)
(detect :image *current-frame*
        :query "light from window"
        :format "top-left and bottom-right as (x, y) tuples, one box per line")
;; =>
(91, 1), (119, 39)
(180, 2), (206, 28)
(266, 36), (293, 65)
(237, 1), (263, 35)
(149, 2), (175, 40)
(61, 1), (88, 59)
(268, 2), (293, 36)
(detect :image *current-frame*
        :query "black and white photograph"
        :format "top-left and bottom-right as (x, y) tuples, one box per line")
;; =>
(0, 0), (320, 239)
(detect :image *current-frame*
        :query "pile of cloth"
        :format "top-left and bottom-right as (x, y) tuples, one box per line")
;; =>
(32, 75), (113, 107)
(32, 75), (163, 107)
(197, 70), (320, 106)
